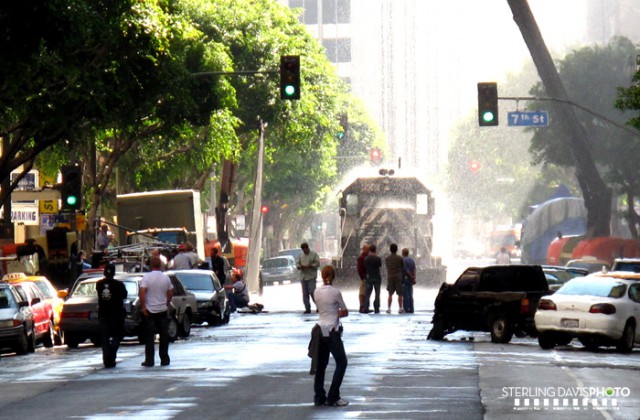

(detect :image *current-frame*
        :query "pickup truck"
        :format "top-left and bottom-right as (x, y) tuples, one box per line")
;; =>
(427, 265), (550, 343)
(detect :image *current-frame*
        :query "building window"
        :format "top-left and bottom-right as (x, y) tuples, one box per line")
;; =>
(323, 38), (351, 63)
(322, 0), (350, 24)
(291, 0), (318, 24)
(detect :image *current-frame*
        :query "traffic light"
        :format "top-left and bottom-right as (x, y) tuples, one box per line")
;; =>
(60, 165), (82, 211)
(469, 160), (481, 172)
(370, 148), (382, 165)
(477, 82), (499, 126)
(260, 205), (269, 214)
(280, 55), (300, 100)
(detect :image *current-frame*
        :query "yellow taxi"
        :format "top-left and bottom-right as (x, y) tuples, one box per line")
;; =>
(2, 273), (65, 345)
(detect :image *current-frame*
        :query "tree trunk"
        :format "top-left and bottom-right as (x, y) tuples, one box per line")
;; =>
(507, 0), (611, 237)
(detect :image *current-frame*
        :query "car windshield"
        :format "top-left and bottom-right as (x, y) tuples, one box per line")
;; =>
(176, 273), (213, 292)
(264, 258), (290, 269)
(557, 278), (627, 298)
(613, 262), (640, 272)
(123, 280), (139, 296)
(73, 282), (97, 297)
(31, 280), (56, 299)
(0, 289), (18, 309)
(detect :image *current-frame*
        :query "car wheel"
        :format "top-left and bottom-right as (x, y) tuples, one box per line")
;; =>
(14, 329), (30, 355)
(427, 319), (446, 341)
(64, 332), (81, 349)
(167, 316), (179, 342)
(578, 336), (600, 351)
(179, 312), (192, 337)
(537, 332), (556, 350)
(616, 321), (635, 353)
(42, 320), (55, 348)
(26, 326), (36, 353)
(489, 313), (513, 344)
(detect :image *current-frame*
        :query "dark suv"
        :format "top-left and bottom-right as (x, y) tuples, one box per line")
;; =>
(428, 265), (550, 343)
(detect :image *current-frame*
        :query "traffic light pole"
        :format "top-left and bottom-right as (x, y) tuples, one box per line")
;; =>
(499, 95), (640, 138)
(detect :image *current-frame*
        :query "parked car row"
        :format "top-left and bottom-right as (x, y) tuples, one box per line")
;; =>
(0, 273), (65, 355)
(428, 265), (639, 353)
(0, 268), (230, 355)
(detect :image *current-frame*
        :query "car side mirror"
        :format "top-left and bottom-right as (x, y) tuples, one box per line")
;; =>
(31, 297), (41, 305)
(57, 289), (69, 299)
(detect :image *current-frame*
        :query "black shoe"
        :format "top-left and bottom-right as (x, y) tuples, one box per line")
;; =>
(104, 363), (116, 368)
(161, 360), (170, 366)
(141, 362), (154, 367)
(304, 309), (311, 314)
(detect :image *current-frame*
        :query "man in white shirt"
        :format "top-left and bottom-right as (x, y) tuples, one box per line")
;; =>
(311, 265), (349, 407)
(496, 247), (511, 265)
(139, 256), (174, 367)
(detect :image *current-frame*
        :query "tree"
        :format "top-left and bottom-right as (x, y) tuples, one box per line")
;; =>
(530, 37), (640, 237)
(0, 1), (186, 209)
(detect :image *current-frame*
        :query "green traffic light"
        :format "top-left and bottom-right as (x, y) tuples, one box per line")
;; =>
(482, 111), (495, 123)
(66, 195), (78, 206)
(284, 84), (296, 97)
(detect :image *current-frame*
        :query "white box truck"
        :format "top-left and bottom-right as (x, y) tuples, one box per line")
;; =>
(116, 190), (205, 258)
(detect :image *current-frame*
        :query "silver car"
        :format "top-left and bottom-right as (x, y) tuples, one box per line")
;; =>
(260, 256), (297, 285)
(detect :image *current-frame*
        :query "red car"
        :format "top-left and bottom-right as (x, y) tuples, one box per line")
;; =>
(12, 281), (56, 348)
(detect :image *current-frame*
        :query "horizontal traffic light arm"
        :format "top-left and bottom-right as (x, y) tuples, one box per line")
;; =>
(192, 70), (278, 77)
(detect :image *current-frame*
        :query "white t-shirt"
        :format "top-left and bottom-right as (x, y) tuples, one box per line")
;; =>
(140, 270), (173, 313)
(314, 284), (347, 337)
(496, 252), (511, 265)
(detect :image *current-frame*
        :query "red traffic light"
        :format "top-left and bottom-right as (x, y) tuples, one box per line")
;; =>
(370, 148), (381, 164)
(260, 205), (269, 214)
(469, 160), (481, 172)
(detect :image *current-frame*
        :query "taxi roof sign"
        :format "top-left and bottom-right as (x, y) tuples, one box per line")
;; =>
(2, 273), (27, 281)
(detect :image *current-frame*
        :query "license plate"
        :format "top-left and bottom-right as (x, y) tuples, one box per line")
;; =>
(561, 318), (579, 328)
(89, 311), (99, 320)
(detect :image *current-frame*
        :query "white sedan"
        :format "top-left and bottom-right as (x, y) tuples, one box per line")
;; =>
(535, 276), (640, 352)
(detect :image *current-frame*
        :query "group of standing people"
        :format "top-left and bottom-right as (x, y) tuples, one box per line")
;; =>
(357, 243), (417, 314)
(96, 255), (173, 369)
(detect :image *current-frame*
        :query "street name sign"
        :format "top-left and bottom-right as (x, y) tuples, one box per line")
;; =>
(508, 111), (549, 127)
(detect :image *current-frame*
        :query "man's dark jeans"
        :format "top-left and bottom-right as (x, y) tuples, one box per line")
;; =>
(314, 329), (348, 405)
(364, 280), (381, 312)
(99, 316), (124, 367)
(142, 311), (170, 365)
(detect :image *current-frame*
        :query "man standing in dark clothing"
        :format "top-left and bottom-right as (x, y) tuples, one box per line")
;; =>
(96, 263), (128, 368)
(356, 244), (369, 313)
(362, 244), (382, 313)
(209, 247), (226, 284)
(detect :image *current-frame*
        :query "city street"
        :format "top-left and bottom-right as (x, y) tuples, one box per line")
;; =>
(0, 281), (638, 420)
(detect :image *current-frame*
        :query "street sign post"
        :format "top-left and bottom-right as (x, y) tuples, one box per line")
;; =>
(507, 111), (549, 127)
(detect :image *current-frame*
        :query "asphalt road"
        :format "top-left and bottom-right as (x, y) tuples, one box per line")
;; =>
(0, 283), (638, 420)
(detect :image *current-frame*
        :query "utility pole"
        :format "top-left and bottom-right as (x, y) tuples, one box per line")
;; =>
(507, 0), (611, 237)
(246, 119), (266, 294)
